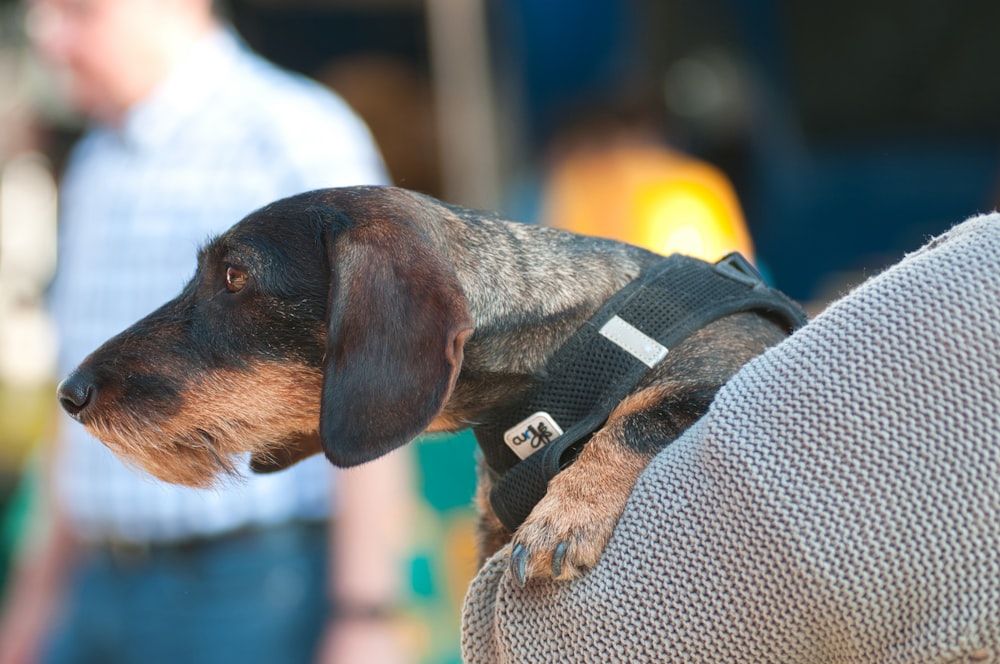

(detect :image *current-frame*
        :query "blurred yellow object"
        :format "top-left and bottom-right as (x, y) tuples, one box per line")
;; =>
(541, 142), (754, 263)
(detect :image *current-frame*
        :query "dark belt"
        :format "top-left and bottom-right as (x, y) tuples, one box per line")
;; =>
(94, 520), (327, 567)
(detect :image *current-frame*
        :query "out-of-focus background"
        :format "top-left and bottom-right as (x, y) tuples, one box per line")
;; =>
(1, 1), (998, 661)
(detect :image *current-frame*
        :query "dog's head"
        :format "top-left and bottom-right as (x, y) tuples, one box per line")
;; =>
(57, 186), (473, 486)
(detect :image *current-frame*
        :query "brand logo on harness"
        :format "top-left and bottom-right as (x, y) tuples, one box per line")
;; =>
(503, 411), (564, 460)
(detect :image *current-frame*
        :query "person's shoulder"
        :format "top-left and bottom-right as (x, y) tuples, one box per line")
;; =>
(935, 211), (1000, 246)
(226, 48), (362, 131)
(208, 39), (386, 184)
(902, 211), (1000, 270)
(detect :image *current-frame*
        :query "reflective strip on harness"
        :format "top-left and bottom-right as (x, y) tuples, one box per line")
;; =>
(599, 315), (668, 368)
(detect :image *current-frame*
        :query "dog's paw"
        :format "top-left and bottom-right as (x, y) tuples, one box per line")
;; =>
(509, 500), (615, 585)
(504, 428), (651, 585)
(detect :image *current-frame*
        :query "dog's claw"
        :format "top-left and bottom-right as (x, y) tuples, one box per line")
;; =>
(551, 541), (568, 578)
(511, 543), (529, 586)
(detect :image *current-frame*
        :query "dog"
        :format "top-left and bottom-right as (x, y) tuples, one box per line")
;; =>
(58, 185), (802, 585)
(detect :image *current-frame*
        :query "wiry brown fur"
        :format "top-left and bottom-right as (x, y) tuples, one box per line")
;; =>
(58, 185), (793, 585)
(83, 362), (322, 487)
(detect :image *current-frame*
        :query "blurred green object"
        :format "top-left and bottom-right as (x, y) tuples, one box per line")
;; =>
(0, 465), (34, 594)
(0, 381), (54, 595)
(408, 431), (479, 664)
(409, 553), (435, 598)
(414, 430), (478, 514)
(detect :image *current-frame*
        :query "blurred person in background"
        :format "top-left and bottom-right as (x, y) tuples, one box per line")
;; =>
(0, 0), (412, 662)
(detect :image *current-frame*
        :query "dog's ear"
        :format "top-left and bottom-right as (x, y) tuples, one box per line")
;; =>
(320, 215), (473, 467)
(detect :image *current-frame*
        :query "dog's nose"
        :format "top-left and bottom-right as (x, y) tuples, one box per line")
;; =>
(57, 370), (97, 420)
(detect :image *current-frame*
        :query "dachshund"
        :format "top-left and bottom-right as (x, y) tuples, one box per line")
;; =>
(58, 185), (803, 585)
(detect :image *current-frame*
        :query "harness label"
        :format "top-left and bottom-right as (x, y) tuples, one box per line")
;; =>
(599, 315), (668, 368)
(503, 411), (564, 460)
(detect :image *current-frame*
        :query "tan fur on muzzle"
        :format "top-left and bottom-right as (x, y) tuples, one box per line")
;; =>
(83, 361), (322, 487)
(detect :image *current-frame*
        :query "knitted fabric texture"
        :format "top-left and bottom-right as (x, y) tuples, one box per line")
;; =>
(461, 214), (1000, 663)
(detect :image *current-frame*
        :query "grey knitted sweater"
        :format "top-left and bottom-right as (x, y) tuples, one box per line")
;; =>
(462, 214), (1000, 663)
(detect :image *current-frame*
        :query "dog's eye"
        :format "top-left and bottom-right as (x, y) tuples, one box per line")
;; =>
(225, 267), (249, 293)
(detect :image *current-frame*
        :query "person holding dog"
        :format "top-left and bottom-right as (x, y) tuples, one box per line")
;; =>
(0, 1), (411, 662)
(461, 212), (1000, 662)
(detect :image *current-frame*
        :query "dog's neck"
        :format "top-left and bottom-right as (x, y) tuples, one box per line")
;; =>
(419, 205), (663, 428)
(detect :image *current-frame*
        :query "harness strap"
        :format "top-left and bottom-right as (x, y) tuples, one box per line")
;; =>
(474, 252), (807, 532)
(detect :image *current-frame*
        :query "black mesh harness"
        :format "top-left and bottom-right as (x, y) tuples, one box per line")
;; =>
(473, 252), (808, 532)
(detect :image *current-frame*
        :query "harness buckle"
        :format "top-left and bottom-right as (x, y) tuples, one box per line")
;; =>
(714, 252), (764, 288)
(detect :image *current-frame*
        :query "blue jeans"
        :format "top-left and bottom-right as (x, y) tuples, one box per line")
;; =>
(42, 522), (328, 664)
